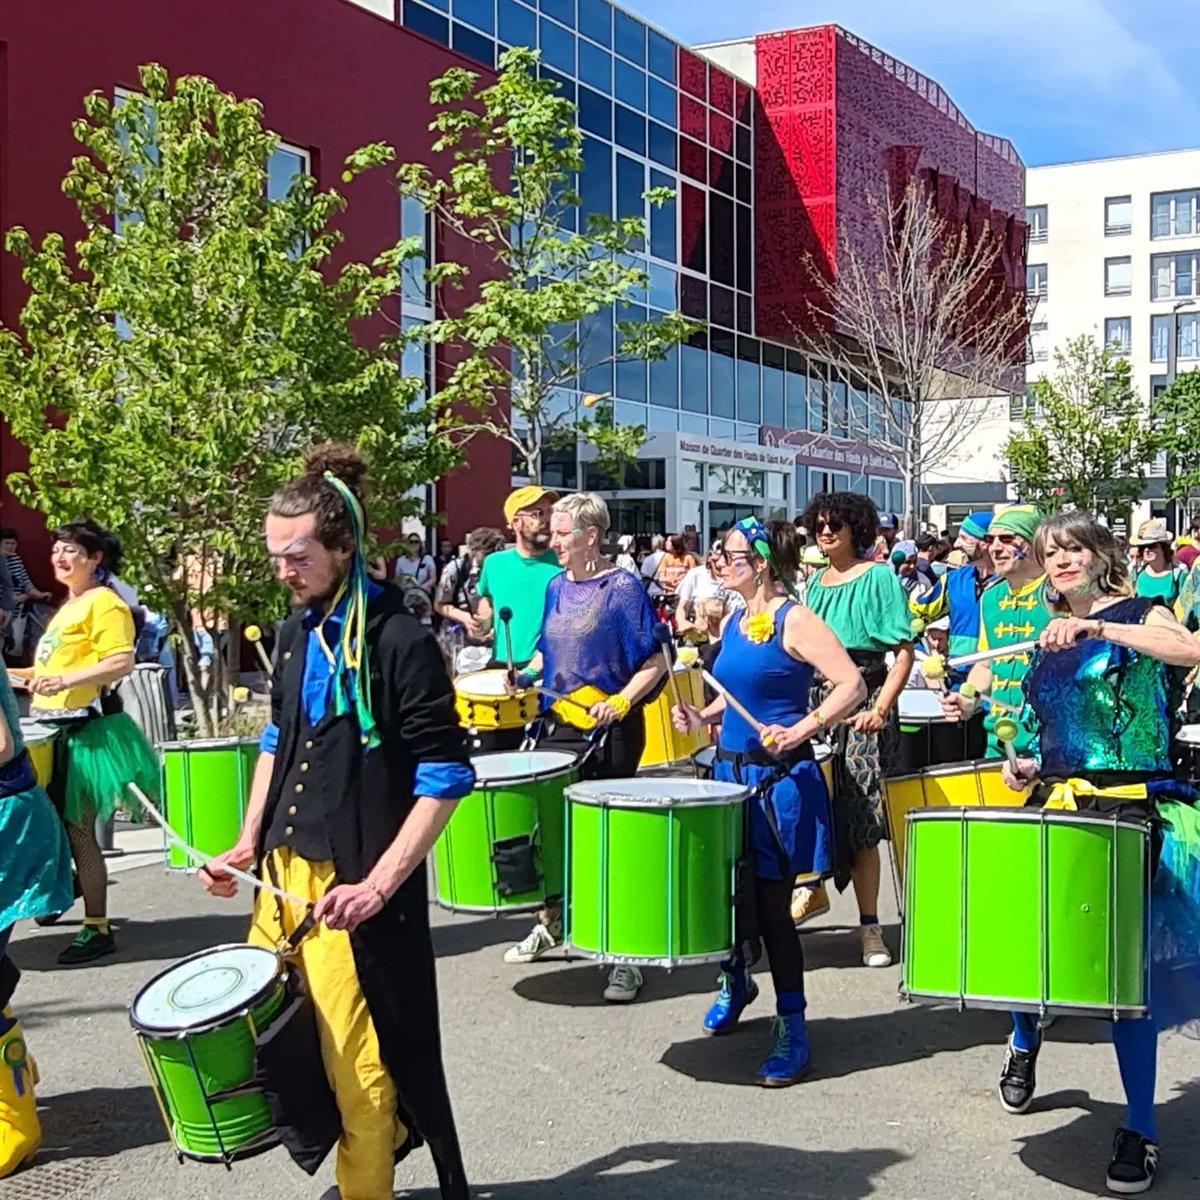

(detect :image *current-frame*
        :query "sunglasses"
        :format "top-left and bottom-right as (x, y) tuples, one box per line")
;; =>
(814, 519), (844, 534)
(984, 533), (1018, 546)
(715, 548), (754, 565)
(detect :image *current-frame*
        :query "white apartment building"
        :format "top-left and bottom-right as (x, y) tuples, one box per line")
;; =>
(933, 147), (1200, 530)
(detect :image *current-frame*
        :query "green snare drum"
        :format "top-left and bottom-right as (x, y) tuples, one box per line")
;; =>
(433, 750), (579, 913)
(161, 738), (259, 871)
(902, 807), (1150, 1018)
(131, 944), (288, 1162)
(564, 777), (747, 966)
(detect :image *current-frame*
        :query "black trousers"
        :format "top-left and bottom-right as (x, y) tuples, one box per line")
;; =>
(541, 710), (646, 781)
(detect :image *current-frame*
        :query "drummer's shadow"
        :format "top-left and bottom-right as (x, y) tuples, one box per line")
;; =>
(397, 1139), (906, 1199)
(34, 1084), (165, 1160)
(1016, 1079), (1200, 1197)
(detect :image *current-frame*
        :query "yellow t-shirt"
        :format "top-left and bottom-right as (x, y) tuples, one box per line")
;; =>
(31, 588), (135, 712)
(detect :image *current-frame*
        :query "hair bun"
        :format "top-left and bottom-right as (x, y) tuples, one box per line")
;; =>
(302, 442), (368, 501)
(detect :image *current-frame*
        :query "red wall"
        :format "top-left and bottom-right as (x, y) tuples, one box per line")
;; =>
(754, 25), (1026, 358)
(0, 0), (509, 583)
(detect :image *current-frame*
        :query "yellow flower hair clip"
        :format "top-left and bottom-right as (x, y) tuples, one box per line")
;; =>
(745, 610), (775, 645)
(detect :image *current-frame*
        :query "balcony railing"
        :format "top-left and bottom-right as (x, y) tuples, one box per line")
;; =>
(1028, 228), (1048, 244)
(1105, 222), (1132, 237)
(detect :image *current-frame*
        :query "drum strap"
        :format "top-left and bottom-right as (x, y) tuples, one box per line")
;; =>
(264, 855), (319, 953)
(1042, 778), (1149, 812)
(717, 749), (794, 878)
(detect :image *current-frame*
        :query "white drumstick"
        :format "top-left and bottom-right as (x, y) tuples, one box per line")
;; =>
(947, 640), (1039, 669)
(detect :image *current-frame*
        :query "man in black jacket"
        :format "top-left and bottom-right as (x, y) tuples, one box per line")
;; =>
(202, 444), (473, 1200)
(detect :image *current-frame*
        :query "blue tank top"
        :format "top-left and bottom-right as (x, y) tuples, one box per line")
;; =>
(715, 601), (814, 753)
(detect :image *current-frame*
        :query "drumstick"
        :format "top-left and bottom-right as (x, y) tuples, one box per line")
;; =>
(994, 717), (1022, 772)
(244, 624), (274, 675)
(700, 669), (770, 741)
(127, 783), (312, 911)
(948, 629), (1087, 671)
(498, 606), (516, 683)
(653, 623), (685, 713)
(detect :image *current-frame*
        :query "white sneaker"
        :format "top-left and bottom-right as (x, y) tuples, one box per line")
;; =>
(503, 920), (559, 964)
(860, 923), (892, 968)
(603, 964), (643, 1003)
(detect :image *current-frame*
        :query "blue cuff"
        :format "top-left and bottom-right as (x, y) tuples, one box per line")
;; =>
(259, 722), (280, 755)
(414, 761), (475, 801)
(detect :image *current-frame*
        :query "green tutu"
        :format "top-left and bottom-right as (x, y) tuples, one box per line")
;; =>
(62, 712), (161, 823)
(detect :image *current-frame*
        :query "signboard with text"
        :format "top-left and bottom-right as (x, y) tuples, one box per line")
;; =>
(759, 427), (903, 479)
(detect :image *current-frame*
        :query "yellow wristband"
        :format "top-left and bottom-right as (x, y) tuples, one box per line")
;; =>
(607, 693), (631, 719)
(812, 708), (826, 727)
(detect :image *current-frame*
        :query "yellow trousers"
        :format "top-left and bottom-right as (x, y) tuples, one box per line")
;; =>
(248, 847), (407, 1200)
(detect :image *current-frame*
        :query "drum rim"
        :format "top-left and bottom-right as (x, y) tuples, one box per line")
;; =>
(564, 779), (750, 808)
(904, 804), (1152, 834)
(887, 757), (1008, 784)
(468, 750), (580, 787)
(1176, 725), (1200, 745)
(158, 737), (261, 751)
(896, 689), (951, 724)
(454, 670), (535, 701)
(130, 942), (286, 1036)
(899, 989), (1148, 1020)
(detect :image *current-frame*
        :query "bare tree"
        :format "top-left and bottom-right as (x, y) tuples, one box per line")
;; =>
(793, 179), (1028, 528)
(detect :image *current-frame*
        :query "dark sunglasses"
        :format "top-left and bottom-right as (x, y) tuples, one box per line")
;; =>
(814, 518), (844, 534)
(984, 533), (1018, 546)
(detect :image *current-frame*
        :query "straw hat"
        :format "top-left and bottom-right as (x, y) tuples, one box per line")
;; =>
(1129, 518), (1173, 547)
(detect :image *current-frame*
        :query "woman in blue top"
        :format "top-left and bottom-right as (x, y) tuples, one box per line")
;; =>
(673, 519), (864, 1086)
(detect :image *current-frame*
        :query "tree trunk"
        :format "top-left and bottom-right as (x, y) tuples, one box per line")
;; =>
(172, 606), (217, 739)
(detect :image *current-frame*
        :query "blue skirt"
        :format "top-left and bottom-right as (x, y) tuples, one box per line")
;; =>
(1150, 798), (1200, 1032)
(0, 782), (74, 930)
(713, 757), (832, 881)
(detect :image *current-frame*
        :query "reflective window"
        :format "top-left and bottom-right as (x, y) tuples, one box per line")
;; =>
(648, 78), (676, 125)
(578, 39), (611, 92)
(404, 1), (449, 44)
(650, 343), (679, 407)
(541, 0), (574, 28)
(453, 22), (494, 64)
(616, 153), (645, 225)
(762, 344), (785, 427)
(650, 184), (676, 262)
(498, 0), (536, 45)
(647, 29), (676, 82)
(681, 333), (708, 412)
(578, 0), (611, 45)
(710, 331), (736, 418)
(580, 305), (614, 394)
(453, 0), (494, 32)
(580, 134), (612, 222)
(709, 193), (734, 286)
(648, 260), (675, 309)
(614, 105), (646, 155)
(615, 60), (645, 109)
(613, 8), (645, 65)
(539, 18), (575, 73)
(267, 145), (307, 202)
(578, 86), (612, 138)
(736, 337), (759, 423)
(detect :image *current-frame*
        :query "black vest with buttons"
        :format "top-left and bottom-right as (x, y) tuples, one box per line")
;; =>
(263, 703), (333, 861)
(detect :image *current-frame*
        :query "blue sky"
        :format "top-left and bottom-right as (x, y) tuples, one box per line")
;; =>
(632, 0), (1200, 167)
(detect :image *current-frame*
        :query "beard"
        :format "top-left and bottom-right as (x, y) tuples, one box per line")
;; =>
(289, 562), (351, 610)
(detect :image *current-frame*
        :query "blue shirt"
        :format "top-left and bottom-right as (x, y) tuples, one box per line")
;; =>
(259, 585), (472, 801)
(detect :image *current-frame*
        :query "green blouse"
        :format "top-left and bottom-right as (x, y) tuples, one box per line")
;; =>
(806, 563), (913, 651)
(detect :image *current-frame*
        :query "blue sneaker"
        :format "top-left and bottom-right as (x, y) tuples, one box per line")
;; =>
(756, 1013), (810, 1087)
(702, 967), (758, 1035)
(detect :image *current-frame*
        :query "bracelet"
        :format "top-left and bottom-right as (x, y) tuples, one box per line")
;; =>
(364, 878), (388, 906)
(606, 693), (632, 719)
(1095, 619), (1106, 640)
(812, 708), (827, 727)
(872, 704), (887, 720)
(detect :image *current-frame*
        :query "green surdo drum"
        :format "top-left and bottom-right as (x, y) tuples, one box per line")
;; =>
(564, 777), (747, 966)
(902, 807), (1150, 1018)
(131, 944), (288, 1162)
(161, 738), (259, 870)
(433, 750), (579, 913)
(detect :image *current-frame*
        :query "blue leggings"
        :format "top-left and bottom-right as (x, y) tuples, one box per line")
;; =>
(1012, 1012), (1157, 1141)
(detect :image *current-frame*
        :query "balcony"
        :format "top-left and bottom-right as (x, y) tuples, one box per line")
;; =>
(1104, 222), (1132, 237)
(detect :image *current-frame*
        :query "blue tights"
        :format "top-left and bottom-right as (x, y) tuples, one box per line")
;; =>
(1011, 1012), (1157, 1141)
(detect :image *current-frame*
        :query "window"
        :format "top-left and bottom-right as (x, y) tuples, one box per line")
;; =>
(1104, 195), (1132, 237)
(1152, 315), (1170, 362)
(1151, 189), (1200, 239)
(1152, 251), (1200, 300)
(1029, 322), (1049, 362)
(401, 194), (433, 313)
(1026, 263), (1048, 301)
(1152, 311), (1200, 362)
(1026, 204), (1047, 244)
(267, 143), (310, 202)
(1104, 257), (1132, 297)
(1104, 316), (1131, 356)
(1009, 386), (1040, 422)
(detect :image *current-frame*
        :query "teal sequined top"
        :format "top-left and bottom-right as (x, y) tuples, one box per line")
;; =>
(1022, 595), (1172, 779)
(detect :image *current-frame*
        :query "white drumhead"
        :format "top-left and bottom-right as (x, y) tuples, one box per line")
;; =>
(455, 670), (510, 697)
(471, 750), (577, 782)
(898, 689), (946, 723)
(567, 777), (749, 807)
(692, 745), (717, 768)
(1178, 725), (1200, 746)
(132, 945), (281, 1032)
(18, 720), (58, 747)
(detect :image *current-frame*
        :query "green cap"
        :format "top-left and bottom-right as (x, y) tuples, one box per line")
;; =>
(990, 504), (1044, 544)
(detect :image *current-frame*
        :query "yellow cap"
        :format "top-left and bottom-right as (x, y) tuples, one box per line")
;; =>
(504, 485), (559, 525)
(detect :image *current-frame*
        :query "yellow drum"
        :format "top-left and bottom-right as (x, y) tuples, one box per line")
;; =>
(883, 758), (1028, 882)
(640, 665), (711, 769)
(454, 670), (539, 732)
(20, 720), (58, 789)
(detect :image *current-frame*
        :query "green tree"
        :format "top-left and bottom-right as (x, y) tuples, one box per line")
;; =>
(1005, 335), (1157, 521)
(347, 47), (696, 484)
(0, 64), (460, 735)
(1150, 368), (1200, 516)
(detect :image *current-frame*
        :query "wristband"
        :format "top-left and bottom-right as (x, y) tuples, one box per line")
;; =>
(364, 878), (388, 905)
(606, 693), (632, 719)
(812, 708), (826, 727)
(871, 703), (887, 720)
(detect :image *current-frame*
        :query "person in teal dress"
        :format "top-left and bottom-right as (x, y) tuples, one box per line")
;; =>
(999, 510), (1200, 1196)
(795, 493), (914, 967)
(1130, 519), (1184, 608)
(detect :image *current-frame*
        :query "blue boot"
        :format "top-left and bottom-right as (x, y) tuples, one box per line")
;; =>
(756, 990), (810, 1087)
(702, 963), (759, 1035)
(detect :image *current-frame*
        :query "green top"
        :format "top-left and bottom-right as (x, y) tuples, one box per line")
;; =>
(477, 547), (562, 665)
(1135, 567), (1183, 606)
(977, 574), (1054, 758)
(806, 563), (913, 651)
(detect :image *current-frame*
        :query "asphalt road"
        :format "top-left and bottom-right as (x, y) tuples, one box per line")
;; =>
(1, 856), (1198, 1200)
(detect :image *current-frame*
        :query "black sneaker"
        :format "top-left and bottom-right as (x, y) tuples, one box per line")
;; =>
(1106, 1128), (1158, 1195)
(998, 1034), (1040, 1114)
(57, 926), (116, 966)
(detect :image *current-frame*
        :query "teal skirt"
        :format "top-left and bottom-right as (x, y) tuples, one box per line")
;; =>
(0, 781), (74, 928)
(59, 712), (161, 824)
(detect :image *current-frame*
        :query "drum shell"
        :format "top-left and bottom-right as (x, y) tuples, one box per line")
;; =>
(902, 807), (1148, 1017)
(883, 758), (1027, 884)
(19, 720), (58, 789)
(564, 787), (744, 965)
(454, 671), (539, 732)
(160, 739), (258, 870)
(433, 752), (579, 913)
(640, 666), (711, 769)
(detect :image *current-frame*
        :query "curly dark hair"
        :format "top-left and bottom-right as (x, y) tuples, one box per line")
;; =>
(269, 442), (369, 551)
(799, 491), (879, 559)
(51, 518), (124, 577)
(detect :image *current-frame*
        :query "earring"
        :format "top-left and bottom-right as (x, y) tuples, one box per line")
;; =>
(753, 571), (763, 587)
(586, 557), (598, 574)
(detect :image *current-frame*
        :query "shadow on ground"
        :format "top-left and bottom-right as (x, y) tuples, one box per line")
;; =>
(398, 1140), (906, 1199)
(431, 912), (533, 959)
(35, 1085), (165, 1161)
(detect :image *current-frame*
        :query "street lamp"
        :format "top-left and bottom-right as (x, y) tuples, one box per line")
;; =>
(1166, 299), (1197, 533)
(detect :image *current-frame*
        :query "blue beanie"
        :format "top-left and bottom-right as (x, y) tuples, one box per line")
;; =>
(960, 511), (993, 540)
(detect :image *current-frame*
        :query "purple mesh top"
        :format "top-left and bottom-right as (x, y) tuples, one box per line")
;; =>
(538, 568), (659, 698)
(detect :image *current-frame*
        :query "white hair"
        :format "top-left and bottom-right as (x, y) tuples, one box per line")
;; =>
(650, 534), (665, 550)
(553, 491), (611, 539)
